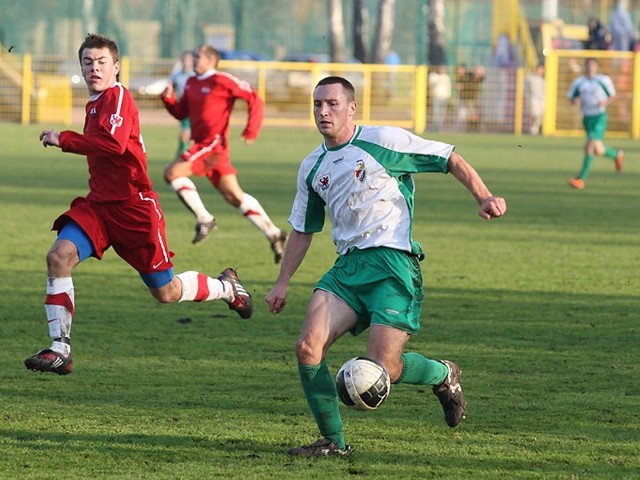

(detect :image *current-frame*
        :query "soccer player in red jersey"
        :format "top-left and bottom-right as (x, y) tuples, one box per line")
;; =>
(161, 45), (287, 262)
(25, 34), (253, 376)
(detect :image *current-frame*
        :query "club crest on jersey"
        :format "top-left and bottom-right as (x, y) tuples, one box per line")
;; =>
(354, 159), (366, 182)
(109, 113), (123, 127)
(201, 87), (211, 94)
(318, 174), (331, 191)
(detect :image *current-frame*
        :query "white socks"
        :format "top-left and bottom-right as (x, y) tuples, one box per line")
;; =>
(45, 277), (74, 355)
(239, 194), (280, 239)
(176, 271), (231, 302)
(170, 177), (214, 223)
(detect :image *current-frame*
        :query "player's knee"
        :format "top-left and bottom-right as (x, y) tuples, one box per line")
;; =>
(150, 287), (177, 304)
(46, 241), (78, 272)
(294, 338), (319, 364)
(151, 290), (171, 303)
(146, 274), (179, 303)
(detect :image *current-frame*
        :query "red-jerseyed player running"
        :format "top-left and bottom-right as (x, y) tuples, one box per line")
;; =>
(25, 34), (253, 376)
(161, 45), (287, 262)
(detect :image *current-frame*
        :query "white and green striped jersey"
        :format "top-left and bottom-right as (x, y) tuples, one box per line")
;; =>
(567, 74), (616, 117)
(289, 125), (454, 255)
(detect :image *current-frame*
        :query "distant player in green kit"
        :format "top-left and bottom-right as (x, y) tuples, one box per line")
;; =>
(266, 76), (507, 456)
(567, 58), (624, 190)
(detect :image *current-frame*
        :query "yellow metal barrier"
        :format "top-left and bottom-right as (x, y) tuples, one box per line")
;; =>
(542, 51), (558, 136)
(633, 54), (640, 139)
(414, 65), (427, 134)
(36, 74), (72, 125)
(4, 52), (638, 139)
(514, 67), (524, 135)
(22, 54), (32, 125)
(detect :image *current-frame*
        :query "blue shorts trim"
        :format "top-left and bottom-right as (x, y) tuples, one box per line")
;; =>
(57, 220), (95, 262)
(140, 268), (174, 289)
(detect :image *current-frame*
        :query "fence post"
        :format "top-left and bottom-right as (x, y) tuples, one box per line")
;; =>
(514, 67), (524, 135)
(632, 51), (640, 140)
(542, 51), (558, 136)
(22, 54), (32, 125)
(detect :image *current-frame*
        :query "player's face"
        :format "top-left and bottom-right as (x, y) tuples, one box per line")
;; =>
(313, 83), (357, 147)
(193, 48), (216, 75)
(80, 47), (119, 96)
(585, 60), (598, 78)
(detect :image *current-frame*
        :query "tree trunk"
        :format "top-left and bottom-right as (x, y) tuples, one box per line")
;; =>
(372, 0), (396, 64)
(428, 0), (447, 65)
(353, 0), (369, 63)
(328, 0), (346, 63)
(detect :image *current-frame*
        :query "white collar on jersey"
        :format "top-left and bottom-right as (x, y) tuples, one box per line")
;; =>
(88, 81), (120, 101)
(197, 69), (217, 80)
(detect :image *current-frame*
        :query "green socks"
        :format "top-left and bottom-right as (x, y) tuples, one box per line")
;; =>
(298, 360), (346, 450)
(298, 354), (448, 449)
(579, 147), (619, 180)
(396, 352), (448, 386)
(604, 146), (618, 159)
(578, 154), (593, 180)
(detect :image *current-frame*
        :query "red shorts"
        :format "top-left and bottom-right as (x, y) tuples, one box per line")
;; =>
(182, 140), (237, 187)
(52, 192), (174, 274)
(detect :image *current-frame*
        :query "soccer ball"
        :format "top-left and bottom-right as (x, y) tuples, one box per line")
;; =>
(336, 357), (391, 411)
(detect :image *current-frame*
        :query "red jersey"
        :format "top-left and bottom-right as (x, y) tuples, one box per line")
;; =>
(59, 83), (153, 202)
(162, 70), (264, 148)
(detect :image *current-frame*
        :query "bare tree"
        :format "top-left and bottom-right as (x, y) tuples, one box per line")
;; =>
(327, 0), (346, 62)
(372, 0), (396, 64)
(428, 0), (446, 65)
(353, 0), (369, 63)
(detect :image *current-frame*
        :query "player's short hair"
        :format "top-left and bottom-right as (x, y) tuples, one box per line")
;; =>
(316, 76), (356, 102)
(78, 34), (119, 64)
(78, 34), (120, 81)
(196, 45), (221, 66)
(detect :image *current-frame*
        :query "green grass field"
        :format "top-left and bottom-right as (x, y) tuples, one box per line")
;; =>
(0, 122), (638, 479)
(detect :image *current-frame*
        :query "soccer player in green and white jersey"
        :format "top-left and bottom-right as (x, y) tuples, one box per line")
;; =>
(266, 76), (507, 456)
(567, 58), (624, 190)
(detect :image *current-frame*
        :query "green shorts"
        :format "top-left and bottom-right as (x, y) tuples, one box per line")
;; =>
(583, 113), (607, 140)
(315, 247), (424, 336)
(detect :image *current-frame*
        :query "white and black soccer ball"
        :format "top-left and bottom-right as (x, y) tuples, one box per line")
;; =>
(336, 357), (391, 411)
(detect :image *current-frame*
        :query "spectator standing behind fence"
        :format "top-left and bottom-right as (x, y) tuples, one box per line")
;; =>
(456, 65), (485, 132)
(584, 17), (611, 50)
(525, 63), (545, 135)
(169, 50), (195, 156)
(567, 58), (624, 190)
(609, 0), (636, 51)
(428, 65), (452, 131)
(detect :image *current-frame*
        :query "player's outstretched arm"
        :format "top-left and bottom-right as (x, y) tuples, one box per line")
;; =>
(447, 151), (507, 220)
(266, 230), (313, 314)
